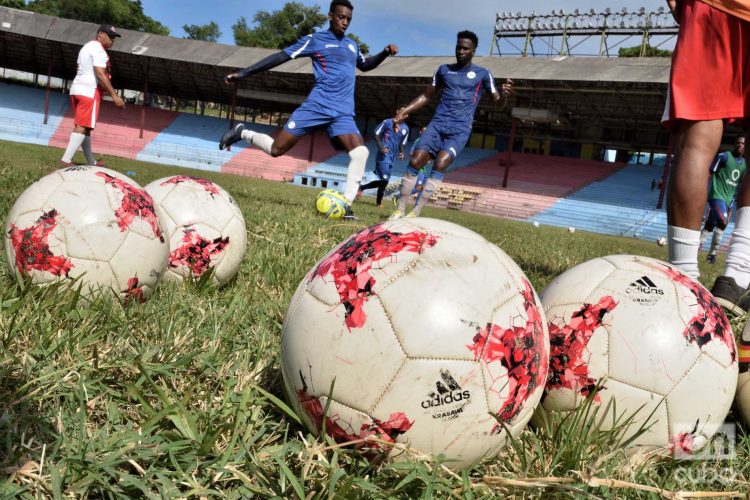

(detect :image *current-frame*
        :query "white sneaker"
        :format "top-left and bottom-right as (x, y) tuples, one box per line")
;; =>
(388, 210), (404, 221)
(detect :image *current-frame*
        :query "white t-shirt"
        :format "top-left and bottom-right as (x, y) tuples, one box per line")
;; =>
(69, 40), (109, 98)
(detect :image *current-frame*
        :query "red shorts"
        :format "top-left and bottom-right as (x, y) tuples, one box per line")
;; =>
(71, 92), (102, 129)
(663, 0), (750, 128)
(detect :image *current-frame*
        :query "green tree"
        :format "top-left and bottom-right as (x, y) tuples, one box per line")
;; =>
(232, 1), (325, 48)
(618, 44), (672, 57)
(0, 0), (26, 8)
(24, 0), (169, 35)
(232, 1), (370, 55)
(183, 21), (221, 42)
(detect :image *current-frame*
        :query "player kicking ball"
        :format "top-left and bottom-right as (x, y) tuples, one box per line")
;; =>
(219, 0), (398, 220)
(389, 30), (511, 220)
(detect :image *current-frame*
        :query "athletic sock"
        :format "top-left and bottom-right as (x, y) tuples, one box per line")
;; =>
(410, 171), (444, 216)
(241, 129), (274, 155)
(699, 229), (712, 245)
(81, 135), (96, 164)
(709, 228), (724, 255)
(397, 167), (419, 213)
(725, 207), (750, 289)
(343, 145), (369, 204)
(62, 132), (86, 163)
(668, 225), (701, 279)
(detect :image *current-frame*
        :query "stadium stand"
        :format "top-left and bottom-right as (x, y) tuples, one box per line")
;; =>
(0, 82), (69, 145)
(50, 100), (179, 160)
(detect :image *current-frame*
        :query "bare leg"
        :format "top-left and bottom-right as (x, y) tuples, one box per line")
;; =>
(667, 120), (723, 278)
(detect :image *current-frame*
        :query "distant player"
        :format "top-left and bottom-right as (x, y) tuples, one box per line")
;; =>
(389, 30), (511, 219)
(219, 0), (398, 220)
(392, 126), (430, 207)
(700, 136), (746, 263)
(358, 117), (409, 207)
(60, 24), (125, 167)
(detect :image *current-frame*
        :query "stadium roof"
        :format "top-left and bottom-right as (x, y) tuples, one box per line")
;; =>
(0, 6), (673, 149)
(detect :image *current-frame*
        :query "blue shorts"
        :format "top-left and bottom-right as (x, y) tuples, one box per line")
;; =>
(706, 199), (730, 230)
(374, 162), (392, 181)
(284, 105), (360, 138)
(415, 123), (471, 159)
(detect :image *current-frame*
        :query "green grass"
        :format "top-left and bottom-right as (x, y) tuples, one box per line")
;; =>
(0, 140), (748, 498)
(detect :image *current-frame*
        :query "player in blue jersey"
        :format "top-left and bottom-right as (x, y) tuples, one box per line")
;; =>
(358, 118), (410, 207)
(219, 0), (398, 220)
(389, 30), (511, 219)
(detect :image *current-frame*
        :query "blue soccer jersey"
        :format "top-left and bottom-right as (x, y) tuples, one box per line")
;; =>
(284, 30), (366, 117)
(374, 119), (410, 164)
(430, 63), (497, 132)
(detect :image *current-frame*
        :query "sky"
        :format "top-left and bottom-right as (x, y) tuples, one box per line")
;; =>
(139, 0), (674, 56)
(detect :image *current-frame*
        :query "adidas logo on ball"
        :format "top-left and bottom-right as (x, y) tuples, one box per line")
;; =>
(626, 275), (664, 295)
(422, 369), (471, 414)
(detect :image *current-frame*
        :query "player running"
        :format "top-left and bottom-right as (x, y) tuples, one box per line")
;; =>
(219, 0), (398, 220)
(389, 30), (511, 219)
(700, 136), (746, 263)
(358, 117), (409, 207)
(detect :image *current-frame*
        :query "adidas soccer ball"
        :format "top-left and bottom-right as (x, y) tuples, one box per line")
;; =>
(3, 166), (168, 301)
(537, 255), (737, 456)
(144, 176), (247, 287)
(316, 189), (347, 219)
(281, 217), (549, 468)
(657, 236), (667, 247)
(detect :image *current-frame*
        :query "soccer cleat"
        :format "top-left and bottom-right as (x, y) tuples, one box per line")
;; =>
(392, 195), (399, 208)
(405, 211), (418, 218)
(342, 205), (359, 220)
(219, 123), (245, 150)
(711, 275), (750, 315)
(59, 160), (76, 168)
(388, 210), (403, 221)
(355, 189), (363, 201)
(706, 253), (717, 264)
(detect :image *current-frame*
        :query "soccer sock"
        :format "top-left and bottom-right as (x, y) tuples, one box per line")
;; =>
(668, 225), (701, 279)
(709, 228), (724, 255)
(376, 180), (388, 205)
(699, 228), (712, 245)
(81, 135), (96, 164)
(241, 129), (274, 155)
(343, 145), (369, 204)
(62, 132), (86, 163)
(410, 171), (444, 216)
(725, 207), (750, 288)
(397, 167), (419, 213)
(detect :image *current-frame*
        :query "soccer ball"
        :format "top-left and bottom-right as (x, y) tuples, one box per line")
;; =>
(537, 255), (737, 456)
(657, 236), (667, 247)
(316, 189), (347, 219)
(568, 227), (576, 233)
(144, 176), (247, 287)
(3, 166), (167, 301)
(532, 221), (540, 228)
(281, 217), (549, 468)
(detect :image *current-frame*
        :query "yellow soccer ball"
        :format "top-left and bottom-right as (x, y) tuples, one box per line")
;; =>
(316, 189), (347, 219)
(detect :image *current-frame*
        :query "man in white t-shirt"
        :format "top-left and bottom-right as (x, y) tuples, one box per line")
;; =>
(60, 24), (125, 167)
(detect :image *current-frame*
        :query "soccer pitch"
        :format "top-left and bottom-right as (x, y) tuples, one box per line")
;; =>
(0, 140), (747, 498)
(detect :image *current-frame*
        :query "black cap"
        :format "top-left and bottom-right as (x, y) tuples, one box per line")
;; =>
(98, 24), (121, 38)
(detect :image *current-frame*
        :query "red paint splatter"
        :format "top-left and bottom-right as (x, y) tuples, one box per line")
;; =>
(8, 209), (74, 277)
(169, 227), (229, 277)
(123, 277), (145, 304)
(310, 224), (438, 330)
(160, 175), (220, 197)
(664, 268), (736, 361)
(297, 389), (413, 456)
(468, 280), (548, 431)
(669, 432), (695, 457)
(96, 172), (163, 242)
(545, 296), (618, 402)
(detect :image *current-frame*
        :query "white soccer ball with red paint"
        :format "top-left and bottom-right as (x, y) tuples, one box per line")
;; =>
(3, 166), (168, 301)
(144, 176), (247, 287)
(537, 255), (737, 456)
(281, 217), (550, 468)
